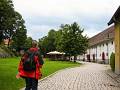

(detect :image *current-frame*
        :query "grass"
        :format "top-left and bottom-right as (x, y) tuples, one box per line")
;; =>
(0, 57), (80, 90)
(0, 57), (24, 90)
(42, 58), (80, 78)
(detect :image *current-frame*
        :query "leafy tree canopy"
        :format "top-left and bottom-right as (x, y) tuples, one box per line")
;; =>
(11, 12), (27, 51)
(0, 0), (15, 43)
(38, 22), (88, 60)
(0, 0), (27, 52)
(38, 29), (56, 55)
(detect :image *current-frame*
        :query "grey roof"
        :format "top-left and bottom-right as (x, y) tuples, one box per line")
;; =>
(89, 26), (114, 47)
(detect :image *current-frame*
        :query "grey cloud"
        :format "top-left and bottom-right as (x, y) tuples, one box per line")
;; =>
(24, 13), (112, 40)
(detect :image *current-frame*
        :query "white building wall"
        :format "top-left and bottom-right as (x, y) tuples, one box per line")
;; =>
(97, 45), (101, 60)
(101, 43), (105, 54)
(81, 40), (115, 64)
(90, 48), (93, 60)
(108, 41), (115, 61)
(77, 55), (84, 60)
(77, 40), (115, 64)
(104, 43), (109, 63)
(89, 47), (93, 61)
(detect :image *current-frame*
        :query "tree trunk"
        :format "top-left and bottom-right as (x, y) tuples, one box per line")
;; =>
(7, 38), (11, 47)
(0, 31), (3, 44)
(74, 56), (76, 62)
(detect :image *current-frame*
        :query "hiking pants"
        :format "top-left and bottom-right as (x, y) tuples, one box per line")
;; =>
(25, 77), (38, 90)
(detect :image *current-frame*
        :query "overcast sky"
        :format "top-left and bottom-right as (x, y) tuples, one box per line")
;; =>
(13, 0), (120, 40)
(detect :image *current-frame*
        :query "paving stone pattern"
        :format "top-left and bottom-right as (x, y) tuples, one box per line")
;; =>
(38, 62), (120, 90)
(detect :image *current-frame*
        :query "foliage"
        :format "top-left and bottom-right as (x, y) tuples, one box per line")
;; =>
(38, 29), (56, 55)
(55, 29), (63, 51)
(0, 57), (80, 90)
(48, 58), (66, 61)
(0, 0), (27, 50)
(58, 22), (88, 61)
(24, 37), (33, 50)
(10, 12), (27, 51)
(39, 22), (88, 61)
(38, 36), (46, 55)
(0, 0), (15, 44)
(0, 45), (14, 57)
(110, 52), (115, 72)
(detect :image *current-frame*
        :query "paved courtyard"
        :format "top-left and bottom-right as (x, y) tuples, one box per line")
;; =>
(37, 62), (120, 90)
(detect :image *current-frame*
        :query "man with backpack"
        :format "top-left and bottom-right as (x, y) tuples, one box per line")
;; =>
(16, 40), (44, 90)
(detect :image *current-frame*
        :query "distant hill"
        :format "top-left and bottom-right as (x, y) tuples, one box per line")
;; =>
(0, 45), (14, 58)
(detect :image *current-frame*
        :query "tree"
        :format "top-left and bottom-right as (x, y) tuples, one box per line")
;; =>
(47, 29), (56, 51)
(59, 22), (88, 62)
(38, 22), (88, 61)
(24, 37), (33, 50)
(38, 36), (47, 56)
(11, 12), (27, 52)
(38, 29), (56, 55)
(55, 29), (63, 51)
(0, 0), (15, 44)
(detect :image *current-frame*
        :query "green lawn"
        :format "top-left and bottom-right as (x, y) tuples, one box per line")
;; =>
(0, 57), (80, 90)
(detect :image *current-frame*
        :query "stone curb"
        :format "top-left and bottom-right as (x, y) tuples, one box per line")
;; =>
(106, 69), (120, 84)
(39, 63), (83, 82)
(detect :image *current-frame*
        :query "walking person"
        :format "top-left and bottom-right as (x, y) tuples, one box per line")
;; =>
(16, 40), (44, 90)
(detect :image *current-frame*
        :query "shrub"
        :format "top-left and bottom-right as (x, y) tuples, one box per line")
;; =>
(110, 52), (115, 72)
(48, 58), (67, 61)
(49, 58), (63, 61)
(0, 45), (14, 58)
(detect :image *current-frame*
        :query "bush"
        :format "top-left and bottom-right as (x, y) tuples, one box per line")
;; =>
(49, 58), (64, 61)
(0, 45), (14, 58)
(110, 52), (115, 71)
(47, 58), (68, 61)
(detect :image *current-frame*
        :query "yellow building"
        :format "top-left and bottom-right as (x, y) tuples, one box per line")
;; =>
(108, 6), (120, 74)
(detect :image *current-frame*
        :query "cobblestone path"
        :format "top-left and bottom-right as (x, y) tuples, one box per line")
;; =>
(37, 62), (120, 90)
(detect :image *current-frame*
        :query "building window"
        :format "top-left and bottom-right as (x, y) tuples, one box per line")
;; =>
(106, 53), (108, 56)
